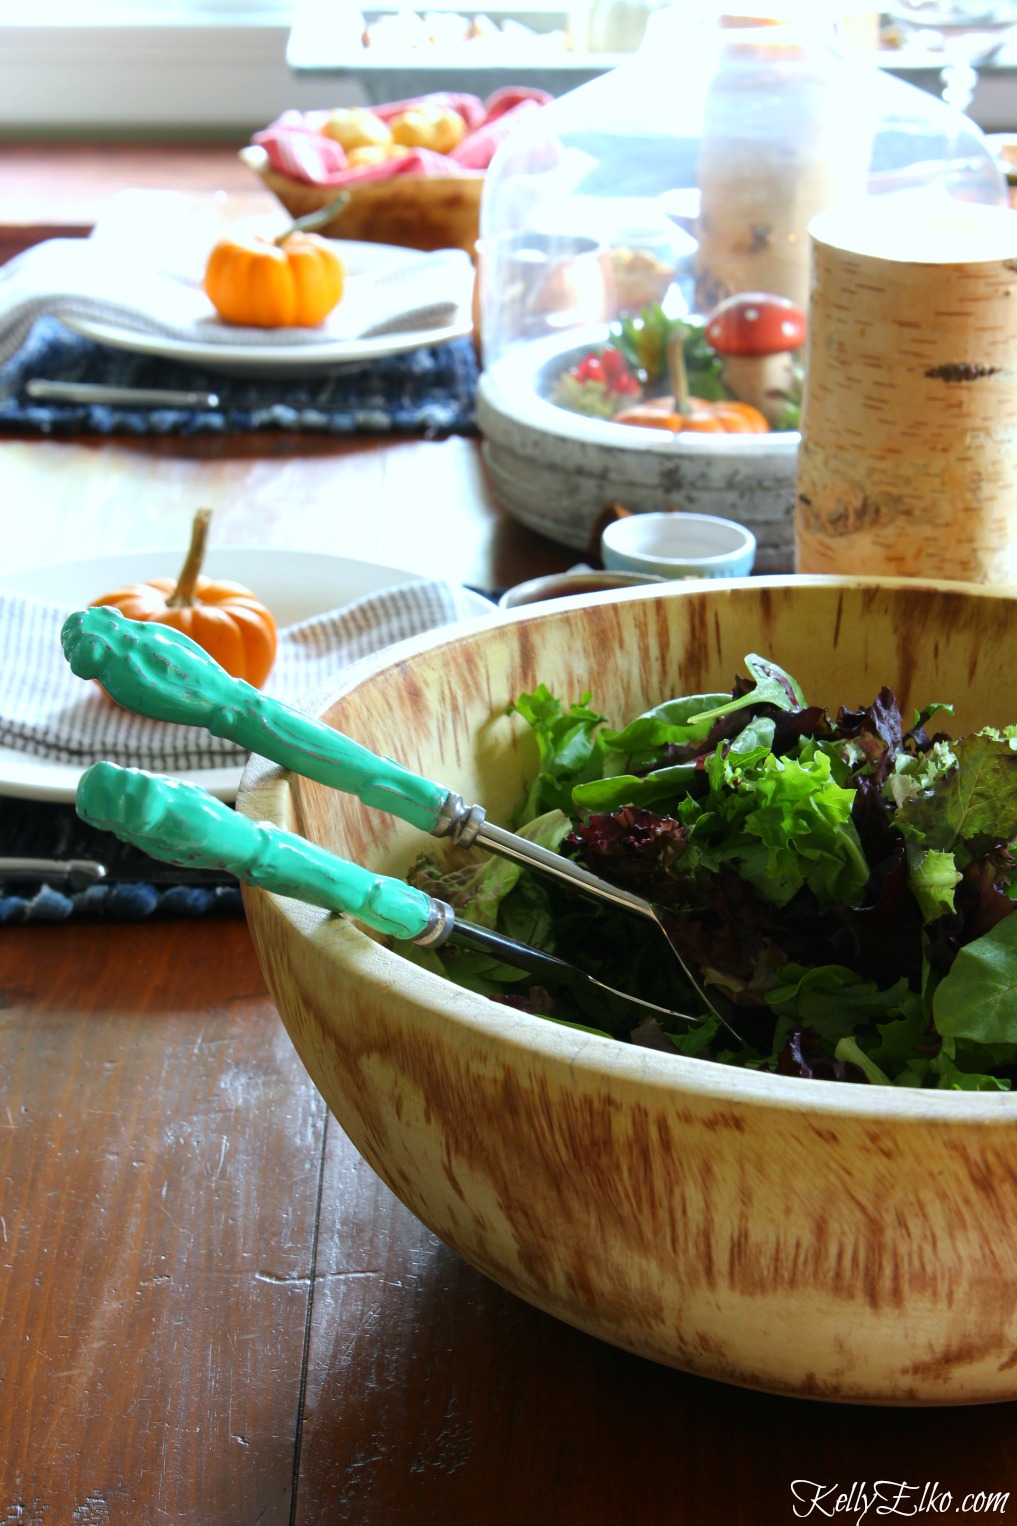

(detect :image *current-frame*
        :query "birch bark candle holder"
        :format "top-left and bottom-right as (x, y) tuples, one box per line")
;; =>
(795, 198), (1017, 583)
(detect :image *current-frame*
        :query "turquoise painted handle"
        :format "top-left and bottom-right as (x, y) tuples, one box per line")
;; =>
(75, 761), (436, 941)
(61, 607), (448, 835)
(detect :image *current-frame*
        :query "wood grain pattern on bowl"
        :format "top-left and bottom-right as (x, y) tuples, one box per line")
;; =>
(238, 575), (1017, 1404)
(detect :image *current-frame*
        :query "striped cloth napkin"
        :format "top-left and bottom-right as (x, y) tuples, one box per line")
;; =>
(0, 579), (494, 774)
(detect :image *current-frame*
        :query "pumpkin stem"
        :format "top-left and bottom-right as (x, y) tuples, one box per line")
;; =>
(166, 507), (212, 608)
(274, 191), (351, 245)
(667, 334), (690, 414)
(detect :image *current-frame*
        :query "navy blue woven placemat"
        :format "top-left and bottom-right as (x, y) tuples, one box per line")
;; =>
(0, 317), (479, 437)
(0, 796), (244, 924)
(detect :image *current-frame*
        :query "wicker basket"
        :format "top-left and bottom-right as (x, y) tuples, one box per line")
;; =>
(240, 145), (483, 256)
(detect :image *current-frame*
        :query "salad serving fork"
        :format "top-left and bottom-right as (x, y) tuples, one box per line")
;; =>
(74, 759), (697, 1029)
(61, 605), (732, 1032)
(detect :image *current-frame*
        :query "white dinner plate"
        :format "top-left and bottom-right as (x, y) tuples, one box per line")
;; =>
(0, 547), (429, 804)
(64, 240), (474, 378)
(64, 309), (473, 378)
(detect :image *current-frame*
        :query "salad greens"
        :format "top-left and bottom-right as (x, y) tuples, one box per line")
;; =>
(405, 657), (1017, 1090)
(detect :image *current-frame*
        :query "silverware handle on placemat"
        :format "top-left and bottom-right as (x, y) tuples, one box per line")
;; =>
(0, 854), (237, 889)
(26, 379), (221, 408)
(0, 856), (108, 888)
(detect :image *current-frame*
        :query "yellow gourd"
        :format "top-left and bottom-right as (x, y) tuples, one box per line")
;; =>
(346, 143), (412, 168)
(320, 107), (392, 151)
(389, 105), (467, 154)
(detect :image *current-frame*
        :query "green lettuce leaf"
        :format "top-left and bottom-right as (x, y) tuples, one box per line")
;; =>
(896, 731), (1017, 855)
(571, 763), (698, 815)
(904, 1036), (1012, 1091)
(688, 655), (806, 726)
(768, 963), (915, 1062)
(508, 687), (608, 823)
(407, 809), (573, 932)
(833, 1036), (892, 1087)
(865, 1000), (930, 1074)
(598, 693), (730, 763)
(572, 714), (778, 817)
(885, 738), (958, 810)
(908, 848), (963, 921)
(685, 744), (870, 909)
(933, 912), (1017, 1043)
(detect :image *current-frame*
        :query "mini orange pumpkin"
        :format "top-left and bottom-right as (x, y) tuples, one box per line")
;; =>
(90, 509), (278, 689)
(614, 396), (769, 434)
(204, 194), (348, 329)
(614, 334), (769, 435)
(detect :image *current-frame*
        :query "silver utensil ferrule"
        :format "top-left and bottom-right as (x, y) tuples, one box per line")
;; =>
(432, 791), (486, 849)
(410, 897), (456, 949)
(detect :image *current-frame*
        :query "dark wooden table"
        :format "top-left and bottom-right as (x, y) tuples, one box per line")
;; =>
(3, 144), (1017, 1526)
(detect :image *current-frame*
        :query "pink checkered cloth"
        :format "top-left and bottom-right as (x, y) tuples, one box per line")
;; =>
(253, 87), (551, 188)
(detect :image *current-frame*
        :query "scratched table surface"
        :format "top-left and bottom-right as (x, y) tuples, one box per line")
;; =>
(3, 144), (1017, 1526)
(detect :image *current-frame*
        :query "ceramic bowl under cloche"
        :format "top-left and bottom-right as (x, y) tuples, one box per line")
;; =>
(239, 575), (1017, 1405)
(476, 336), (798, 574)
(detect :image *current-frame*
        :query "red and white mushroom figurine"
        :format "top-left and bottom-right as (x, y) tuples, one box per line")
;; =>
(702, 292), (808, 427)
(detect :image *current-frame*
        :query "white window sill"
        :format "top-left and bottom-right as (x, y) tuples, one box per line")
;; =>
(0, 11), (1014, 135)
(0, 16), (359, 134)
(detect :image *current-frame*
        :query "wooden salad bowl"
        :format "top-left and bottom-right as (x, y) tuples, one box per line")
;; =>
(238, 575), (1017, 1404)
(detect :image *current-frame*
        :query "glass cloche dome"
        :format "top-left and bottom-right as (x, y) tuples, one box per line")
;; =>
(473, 1), (1007, 566)
(477, 1), (1006, 368)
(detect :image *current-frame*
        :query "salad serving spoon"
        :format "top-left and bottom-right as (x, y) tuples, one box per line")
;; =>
(61, 606), (734, 1033)
(74, 760), (701, 1030)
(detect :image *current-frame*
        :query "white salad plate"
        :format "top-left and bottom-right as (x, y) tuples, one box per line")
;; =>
(64, 240), (474, 378)
(0, 547), (430, 804)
